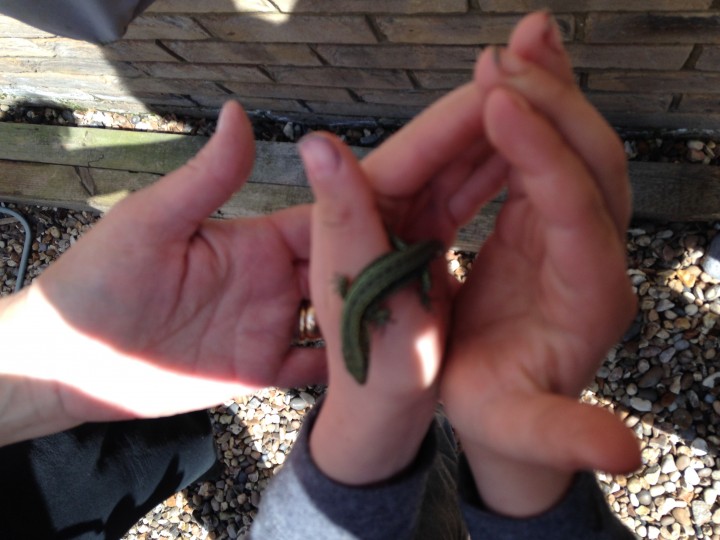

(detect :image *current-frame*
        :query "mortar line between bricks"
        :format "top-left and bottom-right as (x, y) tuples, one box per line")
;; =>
(307, 44), (330, 67)
(406, 71), (422, 90)
(683, 45), (705, 70)
(153, 40), (187, 63)
(264, 0), (282, 12)
(574, 13), (587, 42)
(190, 16), (218, 39)
(365, 15), (388, 43)
(257, 65), (277, 83)
(669, 94), (683, 113)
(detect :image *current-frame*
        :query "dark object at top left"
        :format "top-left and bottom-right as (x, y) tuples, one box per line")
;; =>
(0, 0), (157, 44)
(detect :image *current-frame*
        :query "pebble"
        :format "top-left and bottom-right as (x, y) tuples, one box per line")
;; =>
(662, 455), (678, 474)
(631, 397), (653, 412)
(639, 366), (664, 388)
(628, 477), (644, 494)
(692, 500), (713, 526)
(684, 467), (701, 487)
(645, 465), (662, 485)
(702, 234), (720, 279)
(702, 372), (720, 388)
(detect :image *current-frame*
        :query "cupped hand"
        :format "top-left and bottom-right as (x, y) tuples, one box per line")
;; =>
(358, 12), (580, 246)
(439, 28), (640, 513)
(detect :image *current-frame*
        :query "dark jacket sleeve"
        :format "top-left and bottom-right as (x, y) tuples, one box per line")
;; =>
(458, 455), (635, 539)
(0, 0), (156, 43)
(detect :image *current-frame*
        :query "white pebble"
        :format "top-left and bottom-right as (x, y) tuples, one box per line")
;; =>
(630, 397), (653, 412)
(684, 467), (701, 487)
(662, 454), (678, 473)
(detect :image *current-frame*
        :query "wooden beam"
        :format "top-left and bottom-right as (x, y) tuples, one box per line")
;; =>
(0, 160), (314, 216)
(1, 123), (719, 251)
(0, 121), (333, 186)
(0, 159), (494, 250)
(0, 122), (204, 174)
(629, 162), (720, 221)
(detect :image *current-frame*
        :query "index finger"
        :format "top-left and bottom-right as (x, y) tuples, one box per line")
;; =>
(476, 47), (631, 235)
(362, 82), (487, 198)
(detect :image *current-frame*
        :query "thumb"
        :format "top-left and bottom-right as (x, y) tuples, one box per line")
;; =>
(119, 100), (255, 238)
(488, 392), (641, 475)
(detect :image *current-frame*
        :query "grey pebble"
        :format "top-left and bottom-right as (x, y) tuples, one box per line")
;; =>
(290, 397), (308, 410)
(638, 490), (653, 506)
(706, 285), (720, 301)
(639, 366), (664, 388)
(659, 348), (676, 363)
(630, 397), (653, 412)
(702, 234), (720, 279)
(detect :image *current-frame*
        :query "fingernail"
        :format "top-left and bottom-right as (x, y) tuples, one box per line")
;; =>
(298, 134), (341, 178)
(506, 89), (532, 113)
(217, 100), (233, 133)
(543, 12), (565, 53)
(492, 46), (529, 76)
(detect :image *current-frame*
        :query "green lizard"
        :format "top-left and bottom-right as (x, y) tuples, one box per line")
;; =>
(336, 236), (445, 384)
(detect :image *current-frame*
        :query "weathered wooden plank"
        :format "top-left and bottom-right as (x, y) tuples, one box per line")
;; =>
(0, 160), (315, 217)
(0, 122), (323, 186)
(629, 161), (720, 221)
(0, 122), (205, 174)
(0, 159), (491, 249)
(1, 122), (719, 251)
(11, 157), (720, 250)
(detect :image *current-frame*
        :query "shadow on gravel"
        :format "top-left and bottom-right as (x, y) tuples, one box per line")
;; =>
(588, 220), (720, 536)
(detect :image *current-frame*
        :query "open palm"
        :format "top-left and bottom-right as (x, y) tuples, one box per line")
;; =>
(33, 103), (324, 420)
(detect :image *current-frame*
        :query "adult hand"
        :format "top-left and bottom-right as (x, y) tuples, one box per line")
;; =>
(440, 16), (640, 516)
(1, 102), (325, 441)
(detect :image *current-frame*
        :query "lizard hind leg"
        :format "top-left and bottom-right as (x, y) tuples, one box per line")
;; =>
(366, 302), (393, 328)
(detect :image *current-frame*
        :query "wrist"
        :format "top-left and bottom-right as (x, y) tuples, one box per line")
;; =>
(461, 440), (574, 518)
(310, 385), (437, 485)
(0, 287), (81, 445)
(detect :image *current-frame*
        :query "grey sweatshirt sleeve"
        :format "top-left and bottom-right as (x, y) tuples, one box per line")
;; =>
(249, 400), (438, 540)
(458, 456), (635, 539)
(251, 400), (633, 540)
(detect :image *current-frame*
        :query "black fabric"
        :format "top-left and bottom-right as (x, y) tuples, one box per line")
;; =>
(0, 411), (217, 540)
(0, 0), (157, 44)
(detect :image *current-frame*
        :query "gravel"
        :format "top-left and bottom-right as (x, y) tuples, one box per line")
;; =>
(2, 105), (720, 539)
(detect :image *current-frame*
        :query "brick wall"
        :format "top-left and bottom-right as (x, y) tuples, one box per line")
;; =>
(1, 0), (720, 131)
